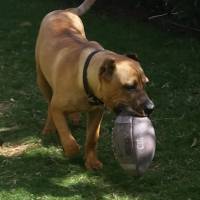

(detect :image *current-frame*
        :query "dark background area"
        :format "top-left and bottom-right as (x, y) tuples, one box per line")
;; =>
(69, 0), (200, 35)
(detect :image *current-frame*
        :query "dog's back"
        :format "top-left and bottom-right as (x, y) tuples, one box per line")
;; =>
(36, 0), (96, 45)
(35, 0), (99, 89)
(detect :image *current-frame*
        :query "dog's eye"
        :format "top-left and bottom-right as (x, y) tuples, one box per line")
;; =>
(123, 84), (137, 91)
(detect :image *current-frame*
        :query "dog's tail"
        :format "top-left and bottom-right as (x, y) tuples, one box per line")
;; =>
(68, 0), (96, 16)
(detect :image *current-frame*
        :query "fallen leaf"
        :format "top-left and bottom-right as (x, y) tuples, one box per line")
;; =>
(191, 137), (198, 148)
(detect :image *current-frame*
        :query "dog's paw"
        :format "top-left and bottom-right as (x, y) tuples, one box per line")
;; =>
(85, 158), (103, 170)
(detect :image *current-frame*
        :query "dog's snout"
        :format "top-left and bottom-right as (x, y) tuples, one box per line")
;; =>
(144, 99), (155, 115)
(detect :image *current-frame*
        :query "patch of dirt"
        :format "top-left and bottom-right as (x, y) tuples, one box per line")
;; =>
(0, 143), (39, 157)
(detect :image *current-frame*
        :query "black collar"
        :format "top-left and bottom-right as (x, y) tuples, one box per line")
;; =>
(83, 50), (104, 105)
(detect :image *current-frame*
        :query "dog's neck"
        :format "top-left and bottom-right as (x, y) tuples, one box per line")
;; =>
(84, 49), (105, 105)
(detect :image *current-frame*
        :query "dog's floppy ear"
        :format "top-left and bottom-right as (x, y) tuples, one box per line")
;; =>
(126, 53), (140, 62)
(99, 59), (116, 81)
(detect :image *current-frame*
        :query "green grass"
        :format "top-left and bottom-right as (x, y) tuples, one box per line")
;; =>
(0, 0), (200, 200)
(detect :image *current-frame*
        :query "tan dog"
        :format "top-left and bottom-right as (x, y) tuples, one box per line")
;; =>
(35, 0), (154, 170)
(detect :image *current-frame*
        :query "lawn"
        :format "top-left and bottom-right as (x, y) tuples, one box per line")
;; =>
(0, 0), (200, 200)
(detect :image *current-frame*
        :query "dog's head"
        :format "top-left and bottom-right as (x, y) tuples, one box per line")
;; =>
(99, 53), (154, 116)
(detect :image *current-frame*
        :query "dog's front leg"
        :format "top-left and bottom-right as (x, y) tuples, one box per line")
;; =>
(85, 108), (104, 170)
(50, 103), (80, 157)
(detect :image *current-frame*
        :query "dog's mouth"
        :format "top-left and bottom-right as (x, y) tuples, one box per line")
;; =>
(113, 104), (146, 117)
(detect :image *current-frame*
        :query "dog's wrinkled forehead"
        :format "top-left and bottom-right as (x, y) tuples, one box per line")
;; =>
(115, 60), (147, 86)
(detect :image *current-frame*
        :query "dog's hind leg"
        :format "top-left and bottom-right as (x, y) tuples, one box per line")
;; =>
(36, 65), (56, 134)
(42, 105), (56, 135)
(68, 113), (80, 125)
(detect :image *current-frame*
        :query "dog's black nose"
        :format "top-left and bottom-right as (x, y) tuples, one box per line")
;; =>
(144, 100), (155, 115)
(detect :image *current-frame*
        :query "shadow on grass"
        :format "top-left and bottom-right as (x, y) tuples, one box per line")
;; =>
(0, 139), (200, 200)
(0, 151), (119, 200)
(0, 111), (200, 200)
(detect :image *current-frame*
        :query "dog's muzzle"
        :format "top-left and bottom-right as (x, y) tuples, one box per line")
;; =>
(113, 99), (155, 116)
